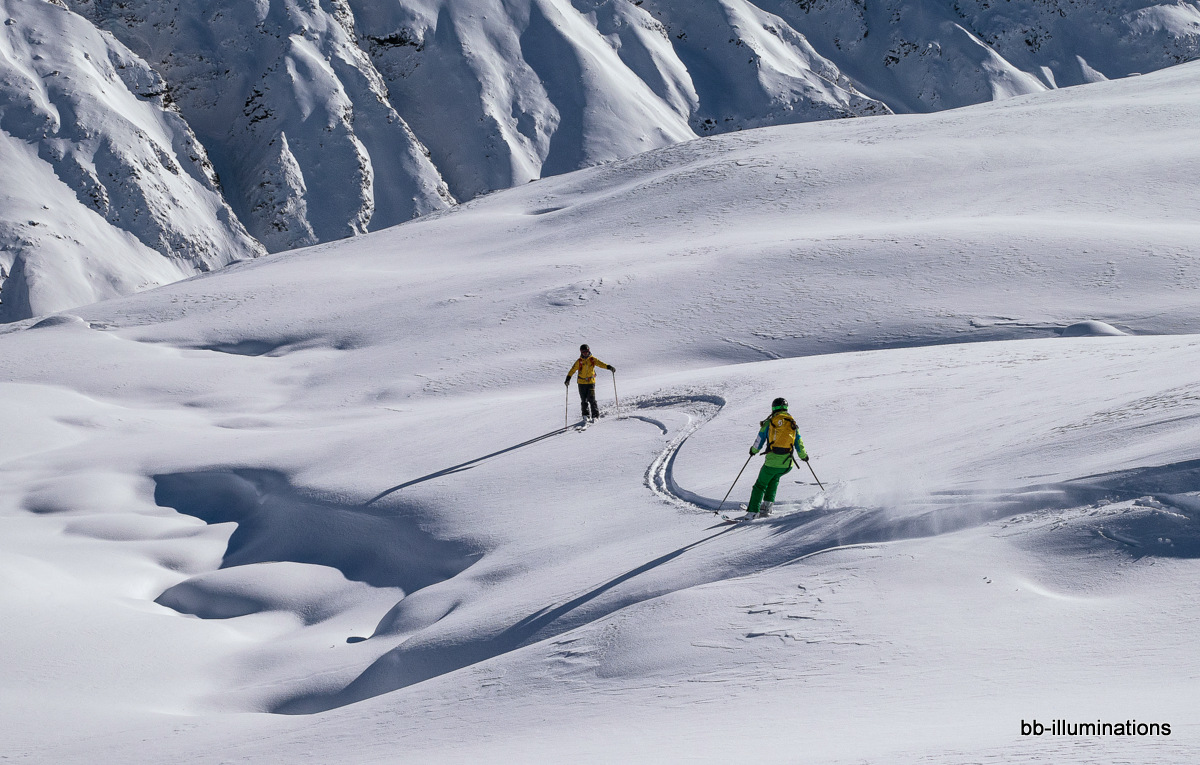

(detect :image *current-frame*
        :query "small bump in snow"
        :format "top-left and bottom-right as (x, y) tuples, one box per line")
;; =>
(1060, 320), (1126, 337)
(28, 314), (87, 330)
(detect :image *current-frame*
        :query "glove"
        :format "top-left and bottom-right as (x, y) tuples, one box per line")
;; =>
(564, 376), (571, 386)
(749, 448), (759, 456)
(800, 455), (809, 462)
(609, 365), (616, 373)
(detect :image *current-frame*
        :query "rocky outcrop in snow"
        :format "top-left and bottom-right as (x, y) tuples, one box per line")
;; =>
(67, 0), (457, 252)
(68, 0), (889, 208)
(70, 0), (1198, 209)
(0, 0), (263, 321)
(342, 0), (891, 199)
(755, 0), (1200, 111)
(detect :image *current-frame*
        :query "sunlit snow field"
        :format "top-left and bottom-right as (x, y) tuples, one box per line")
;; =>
(3, 62), (1200, 763)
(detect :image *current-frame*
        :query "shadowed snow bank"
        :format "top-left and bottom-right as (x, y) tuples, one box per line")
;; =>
(152, 470), (480, 595)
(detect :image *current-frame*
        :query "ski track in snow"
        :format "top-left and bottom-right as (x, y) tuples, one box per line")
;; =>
(636, 392), (727, 510)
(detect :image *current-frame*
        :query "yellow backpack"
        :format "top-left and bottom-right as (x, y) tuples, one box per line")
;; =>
(766, 412), (798, 454)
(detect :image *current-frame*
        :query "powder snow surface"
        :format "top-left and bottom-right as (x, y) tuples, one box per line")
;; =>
(2, 62), (1200, 763)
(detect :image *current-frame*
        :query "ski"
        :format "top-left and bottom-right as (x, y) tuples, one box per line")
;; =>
(720, 513), (758, 524)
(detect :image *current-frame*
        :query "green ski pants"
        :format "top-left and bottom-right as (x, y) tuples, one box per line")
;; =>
(748, 461), (792, 513)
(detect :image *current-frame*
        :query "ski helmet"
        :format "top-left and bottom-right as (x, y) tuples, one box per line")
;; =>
(771, 397), (788, 410)
(580, 344), (590, 354)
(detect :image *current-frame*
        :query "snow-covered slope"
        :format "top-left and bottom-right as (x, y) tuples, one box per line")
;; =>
(0, 0), (263, 322)
(2, 62), (1200, 762)
(47, 57), (1198, 384)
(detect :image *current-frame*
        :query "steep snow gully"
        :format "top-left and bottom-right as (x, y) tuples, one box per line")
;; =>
(149, 390), (1200, 713)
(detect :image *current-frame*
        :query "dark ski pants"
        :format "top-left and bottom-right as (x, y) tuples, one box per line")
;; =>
(578, 383), (601, 419)
(748, 462), (792, 513)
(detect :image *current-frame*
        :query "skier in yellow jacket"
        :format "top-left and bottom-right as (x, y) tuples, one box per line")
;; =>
(565, 344), (615, 422)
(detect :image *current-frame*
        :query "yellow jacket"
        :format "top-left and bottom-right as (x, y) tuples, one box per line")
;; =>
(567, 355), (611, 384)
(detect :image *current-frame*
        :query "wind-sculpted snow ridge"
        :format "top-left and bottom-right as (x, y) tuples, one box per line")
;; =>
(0, 0), (263, 322)
(1017, 458), (1200, 560)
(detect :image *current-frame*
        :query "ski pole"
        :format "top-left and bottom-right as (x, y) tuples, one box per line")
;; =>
(565, 382), (569, 428)
(611, 370), (619, 413)
(715, 454), (754, 515)
(793, 453), (824, 491)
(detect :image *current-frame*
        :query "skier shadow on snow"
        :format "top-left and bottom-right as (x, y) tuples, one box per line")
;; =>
(363, 393), (719, 510)
(362, 426), (573, 506)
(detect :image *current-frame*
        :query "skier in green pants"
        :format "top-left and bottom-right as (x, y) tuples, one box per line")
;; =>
(739, 397), (808, 521)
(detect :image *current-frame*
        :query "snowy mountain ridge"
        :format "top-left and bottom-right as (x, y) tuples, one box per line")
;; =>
(2, 0), (1199, 321)
(0, 0), (264, 321)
